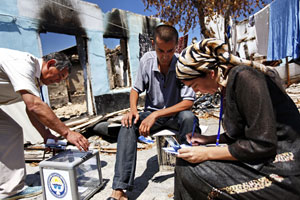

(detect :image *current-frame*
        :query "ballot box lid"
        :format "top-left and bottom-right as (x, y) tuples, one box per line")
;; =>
(39, 149), (98, 169)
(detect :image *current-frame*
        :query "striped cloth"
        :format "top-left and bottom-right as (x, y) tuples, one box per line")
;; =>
(176, 38), (271, 86)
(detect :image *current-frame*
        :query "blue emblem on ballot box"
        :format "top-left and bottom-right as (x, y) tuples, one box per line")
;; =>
(47, 173), (68, 198)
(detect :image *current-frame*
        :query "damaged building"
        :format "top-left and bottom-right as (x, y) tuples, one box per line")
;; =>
(0, 0), (159, 115)
(0, 0), (159, 143)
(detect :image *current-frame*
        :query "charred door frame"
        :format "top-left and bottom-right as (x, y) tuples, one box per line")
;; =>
(38, 31), (95, 116)
(103, 36), (132, 90)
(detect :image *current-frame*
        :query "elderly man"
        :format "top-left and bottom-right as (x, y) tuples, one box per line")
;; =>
(0, 48), (89, 199)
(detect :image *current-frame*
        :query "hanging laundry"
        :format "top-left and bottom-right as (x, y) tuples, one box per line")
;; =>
(139, 33), (154, 60)
(267, 0), (300, 60)
(175, 34), (188, 54)
(254, 4), (270, 56)
(232, 19), (257, 59)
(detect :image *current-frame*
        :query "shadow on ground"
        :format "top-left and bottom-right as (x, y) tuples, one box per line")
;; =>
(25, 171), (41, 186)
(152, 173), (174, 183)
(127, 155), (174, 199)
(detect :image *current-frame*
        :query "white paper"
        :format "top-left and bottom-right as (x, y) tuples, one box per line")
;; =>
(162, 144), (192, 155)
(162, 144), (227, 155)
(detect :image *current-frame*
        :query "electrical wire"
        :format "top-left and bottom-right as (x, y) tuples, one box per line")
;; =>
(44, 0), (138, 33)
(1, 0), (198, 39)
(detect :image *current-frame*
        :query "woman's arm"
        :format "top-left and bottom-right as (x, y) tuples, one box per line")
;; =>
(177, 146), (237, 163)
(186, 133), (231, 145)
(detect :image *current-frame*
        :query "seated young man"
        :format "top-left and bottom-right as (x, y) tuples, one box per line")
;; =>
(107, 24), (200, 200)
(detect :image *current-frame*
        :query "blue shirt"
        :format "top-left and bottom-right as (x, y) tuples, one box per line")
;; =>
(133, 51), (195, 111)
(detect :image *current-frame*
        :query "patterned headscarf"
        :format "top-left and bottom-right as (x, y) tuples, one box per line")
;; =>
(176, 38), (271, 86)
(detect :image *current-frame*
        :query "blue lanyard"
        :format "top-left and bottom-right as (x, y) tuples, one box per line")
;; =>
(216, 94), (223, 146)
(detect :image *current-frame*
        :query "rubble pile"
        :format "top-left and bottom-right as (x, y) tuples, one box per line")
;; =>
(286, 82), (300, 111)
(192, 92), (221, 116)
(192, 82), (300, 118)
(54, 101), (87, 119)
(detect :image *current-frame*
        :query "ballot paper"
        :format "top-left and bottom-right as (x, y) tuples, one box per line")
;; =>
(45, 138), (67, 149)
(163, 143), (227, 155)
(162, 144), (191, 155)
(164, 136), (181, 150)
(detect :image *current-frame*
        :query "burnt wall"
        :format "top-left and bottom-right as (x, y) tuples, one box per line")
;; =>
(141, 16), (158, 38)
(94, 92), (145, 115)
(104, 9), (128, 38)
(38, 0), (86, 36)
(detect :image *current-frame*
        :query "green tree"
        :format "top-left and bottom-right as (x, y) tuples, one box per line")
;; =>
(142, 0), (270, 39)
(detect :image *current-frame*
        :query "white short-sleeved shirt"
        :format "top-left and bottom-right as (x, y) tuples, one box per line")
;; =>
(0, 48), (42, 105)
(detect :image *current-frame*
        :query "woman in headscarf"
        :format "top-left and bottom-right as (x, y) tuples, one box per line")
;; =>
(175, 38), (300, 200)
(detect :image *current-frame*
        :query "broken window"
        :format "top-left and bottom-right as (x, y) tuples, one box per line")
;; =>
(104, 37), (131, 90)
(40, 32), (88, 119)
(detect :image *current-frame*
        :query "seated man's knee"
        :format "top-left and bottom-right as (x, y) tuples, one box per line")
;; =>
(178, 110), (195, 122)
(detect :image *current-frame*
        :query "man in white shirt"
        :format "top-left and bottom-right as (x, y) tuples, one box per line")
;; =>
(0, 48), (89, 199)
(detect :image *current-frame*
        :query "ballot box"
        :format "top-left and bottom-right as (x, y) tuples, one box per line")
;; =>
(39, 149), (103, 200)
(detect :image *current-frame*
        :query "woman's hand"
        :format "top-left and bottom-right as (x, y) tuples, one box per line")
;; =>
(177, 146), (209, 163)
(186, 133), (217, 146)
(177, 146), (236, 164)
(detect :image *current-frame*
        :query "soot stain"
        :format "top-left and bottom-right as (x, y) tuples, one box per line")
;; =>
(38, 0), (86, 36)
(141, 16), (158, 38)
(104, 9), (128, 38)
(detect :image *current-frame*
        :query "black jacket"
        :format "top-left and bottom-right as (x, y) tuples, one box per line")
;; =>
(223, 65), (300, 176)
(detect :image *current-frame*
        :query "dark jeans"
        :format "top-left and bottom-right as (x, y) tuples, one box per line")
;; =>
(112, 110), (200, 190)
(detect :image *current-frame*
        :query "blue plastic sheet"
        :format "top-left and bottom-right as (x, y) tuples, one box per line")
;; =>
(267, 0), (300, 60)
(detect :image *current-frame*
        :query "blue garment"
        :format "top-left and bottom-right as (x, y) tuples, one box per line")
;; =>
(133, 51), (195, 112)
(267, 0), (300, 60)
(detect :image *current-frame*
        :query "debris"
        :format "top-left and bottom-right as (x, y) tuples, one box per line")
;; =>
(29, 162), (39, 167)
(88, 135), (103, 149)
(99, 144), (149, 155)
(70, 115), (103, 132)
(193, 92), (221, 118)
(168, 193), (174, 198)
(286, 82), (300, 112)
(100, 147), (117, 154)
(65, 116), (90, 127)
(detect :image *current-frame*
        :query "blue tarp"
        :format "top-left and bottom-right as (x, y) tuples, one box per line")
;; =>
(267, 0), (300, 60)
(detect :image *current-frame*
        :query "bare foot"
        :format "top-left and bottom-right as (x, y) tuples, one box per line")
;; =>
(110, 189), (128, 200)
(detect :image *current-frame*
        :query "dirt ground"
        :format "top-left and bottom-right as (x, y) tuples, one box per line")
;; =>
(24, 116), (220, 200)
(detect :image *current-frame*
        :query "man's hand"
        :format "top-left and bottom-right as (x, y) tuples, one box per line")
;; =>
(20, 90), (89, 151)
(121, 110), (139, 128)
(64, 130), (89, 151)
(139, 112), (157, 136)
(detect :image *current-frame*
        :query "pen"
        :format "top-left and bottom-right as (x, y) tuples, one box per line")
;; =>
(190, 117), (197, 146)
(216, 94), (223, 146)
